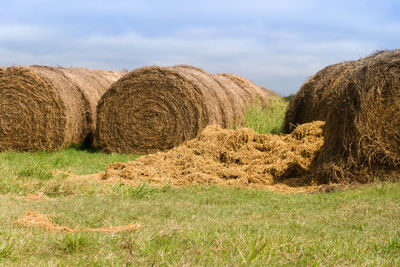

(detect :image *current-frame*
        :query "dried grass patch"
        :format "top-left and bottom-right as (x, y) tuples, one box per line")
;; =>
(15, 211), (141, 233)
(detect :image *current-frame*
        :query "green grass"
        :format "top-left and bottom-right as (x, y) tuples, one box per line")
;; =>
(244, 97), (288, 134)
(0, 97), (399, 265)
(0, 183), (399, 265)
(0, 147), (140, 195)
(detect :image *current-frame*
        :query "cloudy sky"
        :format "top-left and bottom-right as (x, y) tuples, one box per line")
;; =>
(1, 0), (399, 95)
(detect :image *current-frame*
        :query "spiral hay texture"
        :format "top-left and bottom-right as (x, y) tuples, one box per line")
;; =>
(96, 65), (275, 153)
(0, 66), (124, 151)
(284, 49), (400, 183)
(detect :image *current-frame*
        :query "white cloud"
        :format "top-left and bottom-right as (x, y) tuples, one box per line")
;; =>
(0, 25), (51, 41)
(0, 25), (381, 95)
(0, 2), (397, 96)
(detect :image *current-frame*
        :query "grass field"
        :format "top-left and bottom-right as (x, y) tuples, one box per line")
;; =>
(244, 97), (288, 134)
(0, 99), (399, 266)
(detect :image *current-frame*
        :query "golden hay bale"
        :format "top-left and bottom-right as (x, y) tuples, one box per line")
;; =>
(284, 49), (400, 183)
(103, 121), (324, 188)
(95, 65), (276, 153)
(0, 66), (124, 151)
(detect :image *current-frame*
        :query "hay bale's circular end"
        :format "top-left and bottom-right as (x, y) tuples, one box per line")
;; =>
(95, 66), (208, 153)
(96, 65), (276, 154)
(0, 67), (67, 151)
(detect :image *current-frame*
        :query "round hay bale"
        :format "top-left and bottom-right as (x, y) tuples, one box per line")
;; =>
(95, 65), (274, 153)
(313, 49), (400, 183)
(285, 50), (400, 183)
(0, 66), (124, 151)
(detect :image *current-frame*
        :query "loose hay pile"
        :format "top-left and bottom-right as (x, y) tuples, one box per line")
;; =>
(284, 49), (400, 183)
(103, 121), (324, 188)
(15, 210), (141, 233)
(0, 66), (124, 151)
(95, 65), (278, 153)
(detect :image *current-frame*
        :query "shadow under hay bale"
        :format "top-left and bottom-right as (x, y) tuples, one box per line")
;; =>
(0, 66), (124, 151)
(95, 65), (278, 153)
(285, 49), (400, 183)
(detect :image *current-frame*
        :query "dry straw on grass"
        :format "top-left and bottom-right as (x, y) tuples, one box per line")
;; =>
(17, 192), (51, 201)
(15, 210), (141, 233)
(95, 65), (278, 153)
(0, 66), (124, 151)
(103, 121), (324, 188)
(284, 49), (400, 183)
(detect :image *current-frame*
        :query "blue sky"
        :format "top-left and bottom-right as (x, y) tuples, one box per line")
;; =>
(1, 0), (399, 95)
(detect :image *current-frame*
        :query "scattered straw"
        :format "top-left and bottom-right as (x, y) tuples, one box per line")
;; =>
(266, 184), (319, 194)
(52, 169), (101, 182)
(103, 121), (325, 189)
(15, 211), (141, 233)
(17, 192), (51, 201)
